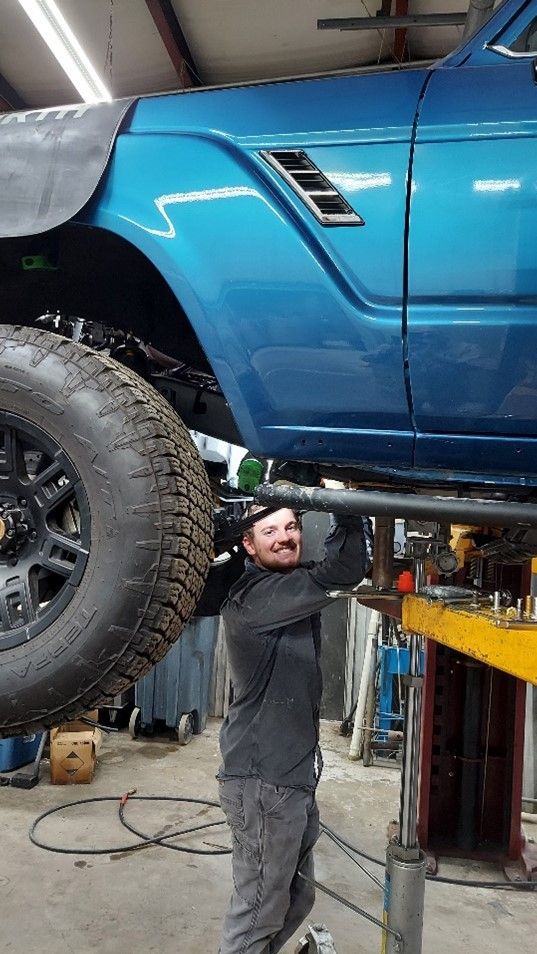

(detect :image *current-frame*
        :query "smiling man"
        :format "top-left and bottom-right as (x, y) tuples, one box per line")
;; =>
(217, 505), (367, 954)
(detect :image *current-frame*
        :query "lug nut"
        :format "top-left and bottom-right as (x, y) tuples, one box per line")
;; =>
(19, 499), (27, 507)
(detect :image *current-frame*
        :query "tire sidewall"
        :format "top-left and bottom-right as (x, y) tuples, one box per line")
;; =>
(0, 329), (206, 731)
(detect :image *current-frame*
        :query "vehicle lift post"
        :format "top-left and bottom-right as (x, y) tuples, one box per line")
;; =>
(375, 520), (427, 954)
(359, 520), (428, 952)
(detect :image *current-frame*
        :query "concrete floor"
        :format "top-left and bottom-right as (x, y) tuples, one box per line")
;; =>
(0, 718), (535, 954)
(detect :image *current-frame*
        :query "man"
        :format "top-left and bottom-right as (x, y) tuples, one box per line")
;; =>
(218, 505), (367, 954)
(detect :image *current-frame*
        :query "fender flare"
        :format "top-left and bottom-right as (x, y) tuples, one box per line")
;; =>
(0, 98), (136, 239)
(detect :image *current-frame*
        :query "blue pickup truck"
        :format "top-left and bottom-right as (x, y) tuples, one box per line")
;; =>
(0, 0), (536, 732)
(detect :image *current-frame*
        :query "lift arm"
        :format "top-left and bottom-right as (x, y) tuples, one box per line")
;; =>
(402, 595), (537, 684)
(255, 481), (537, 683)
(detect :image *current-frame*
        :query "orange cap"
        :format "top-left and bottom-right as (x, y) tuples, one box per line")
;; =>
(397, 570), (414, 593)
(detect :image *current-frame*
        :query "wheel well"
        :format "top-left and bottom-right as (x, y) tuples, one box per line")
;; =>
(0, 222), (212, 373)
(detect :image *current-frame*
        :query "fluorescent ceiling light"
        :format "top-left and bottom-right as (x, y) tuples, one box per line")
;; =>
(17, 0), (112, 103)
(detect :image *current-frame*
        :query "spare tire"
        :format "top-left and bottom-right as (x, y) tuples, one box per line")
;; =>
(0, 325), (213, 736)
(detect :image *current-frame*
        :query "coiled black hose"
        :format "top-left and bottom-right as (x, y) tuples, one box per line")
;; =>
(29, 792), (231, 856)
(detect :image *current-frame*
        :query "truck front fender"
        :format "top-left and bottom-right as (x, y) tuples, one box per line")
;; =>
(0, 99), (135, 238)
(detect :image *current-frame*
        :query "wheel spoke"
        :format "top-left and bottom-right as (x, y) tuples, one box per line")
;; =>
(0, 587), (10, 631)
(0, 426), (26, 482)
(0, 573), (37, 629)
(38, 530), (87, 579)
(32, 455), (77, 514)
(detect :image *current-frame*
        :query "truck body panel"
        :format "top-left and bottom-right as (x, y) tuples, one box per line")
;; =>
(82, 71), (427, 467)
(3, 0), (537, 482)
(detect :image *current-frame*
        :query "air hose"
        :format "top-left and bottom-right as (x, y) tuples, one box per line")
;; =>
(29, 791), (231, 856)
(29, 795), (535, 891)
(320, 822), (536, 892)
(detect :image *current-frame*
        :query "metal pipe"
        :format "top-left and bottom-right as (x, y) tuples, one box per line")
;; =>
(372, 517), (395, 589)
(321, 826), (384, 890)
(361, 519), (395, 766)
(398, 635), (422, 850)
(462, 0), (495, 41)
(348, 611), (379, 760)
(386, 631), (426, 953)
(298, 869), (402, 943)
(384, 846), (427, 954)
(318, 13), (466, 30)
(362, 631), (379, 768)
(414, 558), (426, 593)
(384, 554), (426, 950)
(255, 483), (537, 528)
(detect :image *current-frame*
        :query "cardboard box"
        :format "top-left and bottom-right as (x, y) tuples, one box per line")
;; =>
(50, 714), (102, 785)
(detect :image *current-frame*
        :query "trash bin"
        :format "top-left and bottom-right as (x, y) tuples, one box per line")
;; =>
(0, 733), (44, 771)
(131, 616), (219, 744)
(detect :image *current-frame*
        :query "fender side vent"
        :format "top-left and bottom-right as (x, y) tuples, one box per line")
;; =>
(260, 149), (364, 226)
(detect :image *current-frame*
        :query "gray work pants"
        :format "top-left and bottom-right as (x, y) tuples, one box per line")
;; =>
(218, 776), (319, 954)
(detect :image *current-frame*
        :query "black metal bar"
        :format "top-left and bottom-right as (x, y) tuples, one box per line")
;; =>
(318, 14), (467, 31)
(255, 483), (537, 528)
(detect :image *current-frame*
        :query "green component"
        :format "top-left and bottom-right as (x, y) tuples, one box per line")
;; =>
(21, 255), (58, 271)
(237, 456), (265, 493)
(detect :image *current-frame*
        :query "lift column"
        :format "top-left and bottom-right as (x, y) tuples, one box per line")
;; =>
(382, 544), (427, 954)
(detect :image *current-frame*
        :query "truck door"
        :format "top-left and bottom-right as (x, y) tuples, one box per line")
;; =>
(407, 8), (537, 471)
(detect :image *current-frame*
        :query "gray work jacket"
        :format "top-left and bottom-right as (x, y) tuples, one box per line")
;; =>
(218, 516), (367, 790)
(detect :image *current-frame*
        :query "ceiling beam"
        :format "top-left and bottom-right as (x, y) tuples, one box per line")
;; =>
(318, 13), (467, 31)
(0, 72), (26, 111)
(393, 0), (410, 63)
(145, 0), (201, 87)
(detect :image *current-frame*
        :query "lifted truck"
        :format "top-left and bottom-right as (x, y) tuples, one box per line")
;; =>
(1, 0), (537, 734)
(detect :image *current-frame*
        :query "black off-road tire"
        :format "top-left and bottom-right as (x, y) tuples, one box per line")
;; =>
(0, 325), (213, 737)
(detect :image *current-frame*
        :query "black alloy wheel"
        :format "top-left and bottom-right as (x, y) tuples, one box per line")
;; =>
(0, 415), (90, 648)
